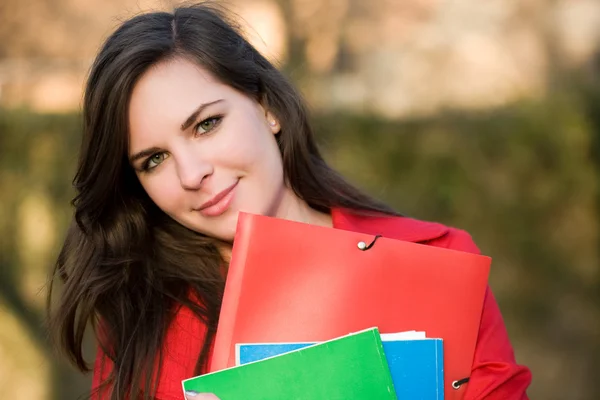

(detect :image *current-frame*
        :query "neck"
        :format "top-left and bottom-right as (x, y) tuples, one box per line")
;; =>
(273, 186), (333, 229)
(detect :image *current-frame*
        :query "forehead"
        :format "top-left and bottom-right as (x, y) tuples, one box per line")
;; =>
(128, 58), (232, 139)
(132, 57), (223, 99)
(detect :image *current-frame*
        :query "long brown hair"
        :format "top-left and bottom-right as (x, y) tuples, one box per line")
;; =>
(47, 3), (396, 399)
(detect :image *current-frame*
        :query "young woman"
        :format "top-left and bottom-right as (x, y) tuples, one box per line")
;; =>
(48, 3), (531, 400)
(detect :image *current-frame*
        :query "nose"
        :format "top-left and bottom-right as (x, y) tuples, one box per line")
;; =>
(176, 150), (213, 191)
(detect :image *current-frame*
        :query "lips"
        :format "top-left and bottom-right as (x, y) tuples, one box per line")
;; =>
(196, 180), (238, 217)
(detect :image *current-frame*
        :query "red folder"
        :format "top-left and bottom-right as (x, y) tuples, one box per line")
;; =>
(210, 212), (491, 400)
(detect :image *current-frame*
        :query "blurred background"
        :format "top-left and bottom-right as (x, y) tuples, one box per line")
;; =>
(0, 0), (599, 398)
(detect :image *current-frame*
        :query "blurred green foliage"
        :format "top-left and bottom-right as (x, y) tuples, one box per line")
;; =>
(0, 83), (598, 399)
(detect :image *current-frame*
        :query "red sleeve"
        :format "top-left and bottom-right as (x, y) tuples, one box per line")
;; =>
(91, 305), (209, 400)
(436, 228), (532, 399)
(91, 344), (113, 400)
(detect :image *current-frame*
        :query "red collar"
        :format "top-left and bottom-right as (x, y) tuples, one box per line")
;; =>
(331, 208), (449, 243)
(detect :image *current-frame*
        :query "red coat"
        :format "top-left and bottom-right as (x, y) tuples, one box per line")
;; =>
(93, 208), (532, 399)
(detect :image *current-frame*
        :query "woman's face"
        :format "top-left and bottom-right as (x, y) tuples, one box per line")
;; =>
(128, 57), (290, 242)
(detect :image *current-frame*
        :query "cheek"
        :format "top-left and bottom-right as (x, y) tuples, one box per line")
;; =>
(219, 112), (280, 167)
(138, 170), (183, 212)
(220, 135), (267, 167)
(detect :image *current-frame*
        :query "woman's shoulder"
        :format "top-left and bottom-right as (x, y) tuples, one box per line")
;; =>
(153, 303), (210, 398)
(331, 207), (480, 254)
(92, 302), (208, 399)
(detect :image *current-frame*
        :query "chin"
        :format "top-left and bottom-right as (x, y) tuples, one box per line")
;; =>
(215, 210), (242, 242)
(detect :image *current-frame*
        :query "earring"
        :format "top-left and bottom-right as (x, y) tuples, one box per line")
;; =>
(269, 120), (277, 127)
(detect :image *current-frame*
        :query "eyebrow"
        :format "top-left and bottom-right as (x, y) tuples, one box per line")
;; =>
(129, 99), (225, 165)
(180, 99), (224, 131)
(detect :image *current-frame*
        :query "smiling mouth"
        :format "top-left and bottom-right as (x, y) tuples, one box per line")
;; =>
(196, 180), (238, 217)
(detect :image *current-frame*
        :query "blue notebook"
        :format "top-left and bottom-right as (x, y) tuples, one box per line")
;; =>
(236, 333), (444, 400)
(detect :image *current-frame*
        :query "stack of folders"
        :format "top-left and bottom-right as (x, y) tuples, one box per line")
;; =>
(183, 212), (491, 399)
(181, 327), (444, 400)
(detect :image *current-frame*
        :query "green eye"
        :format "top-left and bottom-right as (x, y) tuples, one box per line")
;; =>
(195, 116), (222, 134)
(145, 152), (168, 170)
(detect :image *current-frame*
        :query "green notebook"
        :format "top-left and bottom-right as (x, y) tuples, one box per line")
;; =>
(182, 327), (398, 400)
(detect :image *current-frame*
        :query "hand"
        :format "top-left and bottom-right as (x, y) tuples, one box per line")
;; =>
(184, 392), (220, 400)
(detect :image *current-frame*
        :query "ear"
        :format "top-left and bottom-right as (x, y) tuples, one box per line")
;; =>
(265, 110), (281, 134)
